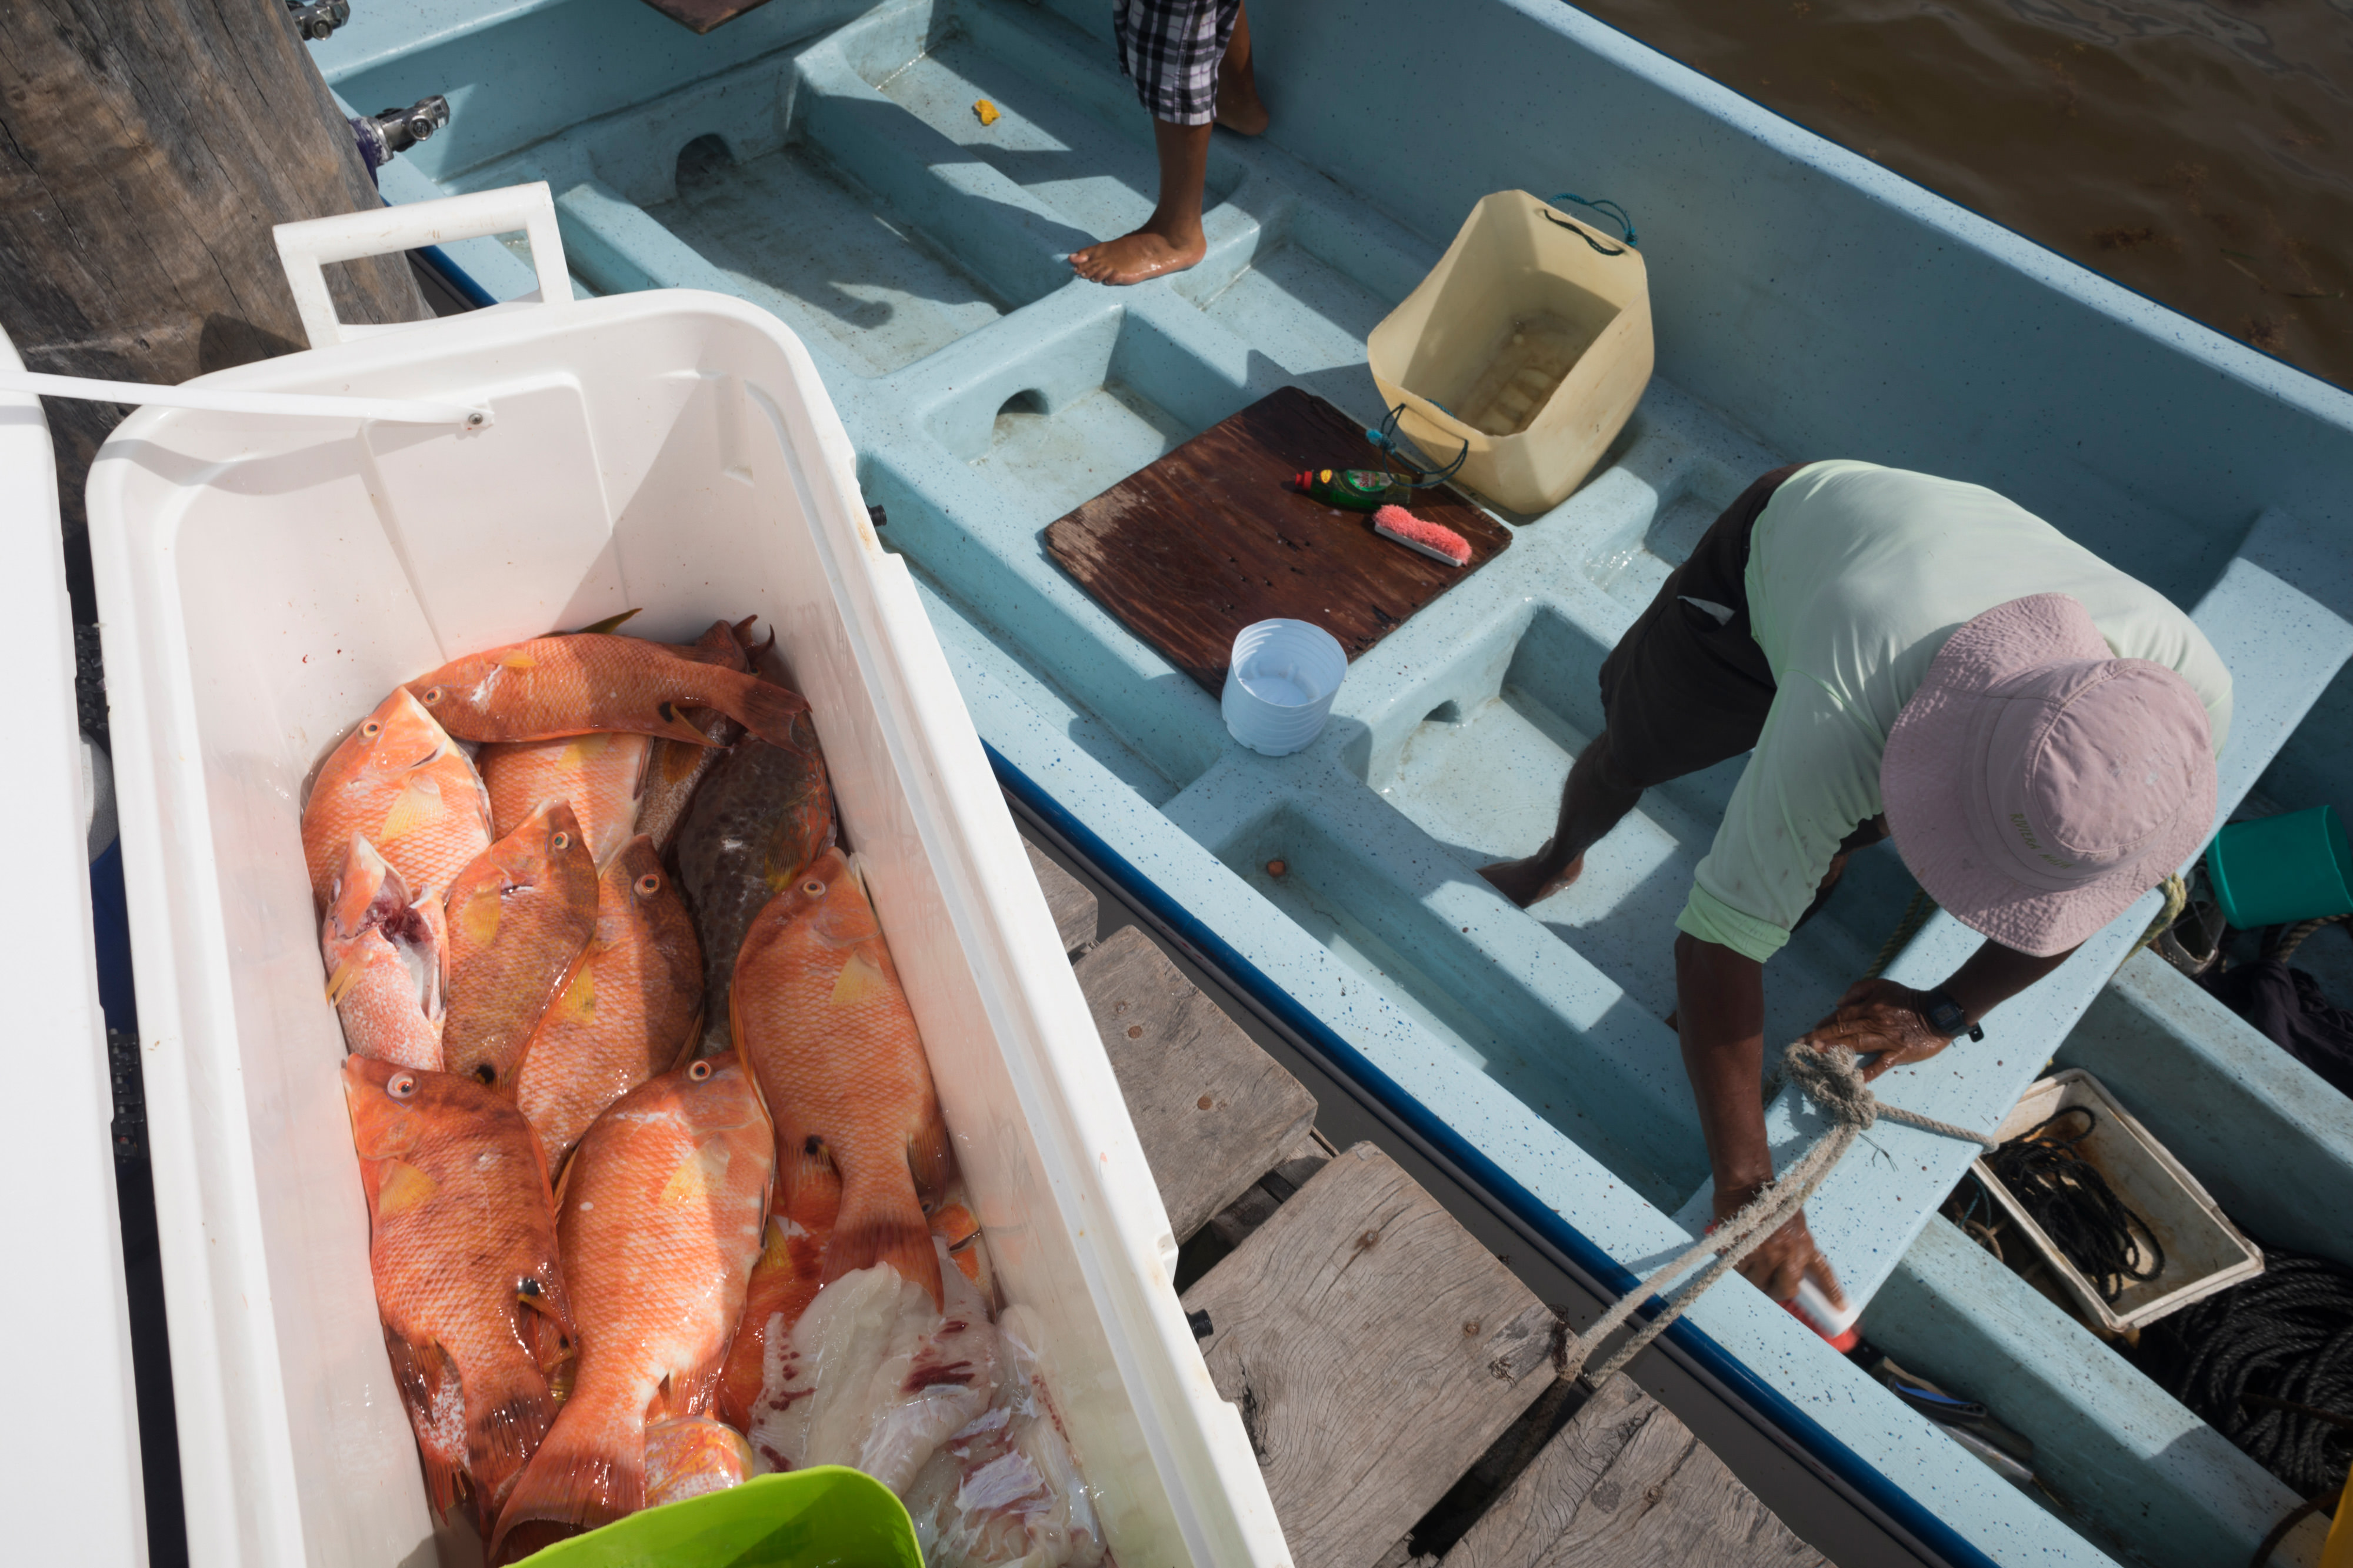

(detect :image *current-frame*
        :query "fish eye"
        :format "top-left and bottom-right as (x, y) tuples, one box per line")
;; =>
(688, 1060), (713, 1082)
(388, 1073), (418, 1099)
(801, 879), (824, 896)
(361, 720), (382, 737)
(472, 1063), (496, 1087)
(635, 873), (661, 896)
(421, 686), (444, 705)
(551, 832), (571, 851)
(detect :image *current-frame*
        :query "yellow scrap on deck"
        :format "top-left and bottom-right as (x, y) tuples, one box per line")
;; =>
(973, 98), (999, 126)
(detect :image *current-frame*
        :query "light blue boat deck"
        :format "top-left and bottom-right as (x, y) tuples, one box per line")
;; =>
(323, 1), (2353, 1562)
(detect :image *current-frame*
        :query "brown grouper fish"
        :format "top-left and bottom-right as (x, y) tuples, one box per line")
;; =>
(674, 713), (835, 1056)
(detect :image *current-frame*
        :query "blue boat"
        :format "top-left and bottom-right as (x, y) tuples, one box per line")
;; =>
(312, 2), (2353, 1562)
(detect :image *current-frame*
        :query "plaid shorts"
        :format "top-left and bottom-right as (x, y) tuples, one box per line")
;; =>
(1114, 0), (1243, 126)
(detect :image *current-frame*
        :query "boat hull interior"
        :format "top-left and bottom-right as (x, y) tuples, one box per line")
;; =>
(318, 2), (2353, 1562)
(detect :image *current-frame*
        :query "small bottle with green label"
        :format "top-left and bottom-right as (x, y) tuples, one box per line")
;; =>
(1291, 466), (1404, 511)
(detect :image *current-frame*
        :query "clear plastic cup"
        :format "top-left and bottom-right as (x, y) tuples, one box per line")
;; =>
(1221, 619), (1347, 757)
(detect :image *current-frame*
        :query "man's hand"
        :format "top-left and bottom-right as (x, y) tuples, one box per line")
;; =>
(1801, 977), (1954, 1082)
(1714, 1181), (1847, 1307)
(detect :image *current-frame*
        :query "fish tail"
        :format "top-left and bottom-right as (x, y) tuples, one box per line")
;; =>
(825, 1150), (942, 1308)
(718, 670), (814, 750)
(649, 700), (722, 748)
(486, 1384), (643, 1566)
(384, 1331), (468, 1520)
(472, 1374), (562, 1502)
(908, 1109), (952, 1206)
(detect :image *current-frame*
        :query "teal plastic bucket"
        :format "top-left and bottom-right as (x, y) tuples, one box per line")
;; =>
(2205, 805), (2353, 930)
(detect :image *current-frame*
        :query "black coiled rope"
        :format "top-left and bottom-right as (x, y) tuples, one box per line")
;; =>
(1981, 1108), (2165, 1305)
(2135, 1251), (2353, 1497)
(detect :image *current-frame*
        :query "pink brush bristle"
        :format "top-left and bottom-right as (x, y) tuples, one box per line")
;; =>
(1372, 504), (1471, 566)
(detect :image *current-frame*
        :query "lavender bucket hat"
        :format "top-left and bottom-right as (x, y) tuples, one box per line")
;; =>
(1881, 593), (2218, 956)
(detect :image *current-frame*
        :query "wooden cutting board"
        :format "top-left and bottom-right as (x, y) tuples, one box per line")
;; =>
(634, 0), (772, 32)
(1044, 386), (1512, 695)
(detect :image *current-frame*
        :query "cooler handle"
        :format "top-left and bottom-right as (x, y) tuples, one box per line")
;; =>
(273, 181), (571, 349)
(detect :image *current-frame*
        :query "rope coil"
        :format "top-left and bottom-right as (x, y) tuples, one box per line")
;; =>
(1558, 1043), (1994, 1389)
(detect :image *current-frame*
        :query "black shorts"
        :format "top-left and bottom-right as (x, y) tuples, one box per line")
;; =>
(1597, 465), (1801, 789)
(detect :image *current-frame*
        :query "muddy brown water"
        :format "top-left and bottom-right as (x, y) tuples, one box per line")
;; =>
(1572, 0), (2353, 391)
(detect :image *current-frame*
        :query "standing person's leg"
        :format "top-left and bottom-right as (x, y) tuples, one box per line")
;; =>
(1075, 0), (1258, 285)
(1216, 2), (1268, 134)
(1481, 465), (1803, 908)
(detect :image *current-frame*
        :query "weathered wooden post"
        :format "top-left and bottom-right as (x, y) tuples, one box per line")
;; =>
(0, 0), (428, 621)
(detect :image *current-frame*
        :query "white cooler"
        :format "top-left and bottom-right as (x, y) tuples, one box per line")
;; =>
(86, 184), (1282, 1568)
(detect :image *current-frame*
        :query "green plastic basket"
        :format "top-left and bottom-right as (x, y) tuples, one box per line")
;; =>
(515, 1466), (921, 1568)
(2205, 805), (2353, 930)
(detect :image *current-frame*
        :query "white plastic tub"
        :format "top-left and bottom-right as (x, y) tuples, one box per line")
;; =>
(87, 184), (1282, 1568)
(0, 331), (147, 1563)
(1974, 1068), (2263, 1335)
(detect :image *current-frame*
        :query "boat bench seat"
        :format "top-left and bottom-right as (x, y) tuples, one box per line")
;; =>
(1674, 509), (2353, 1312)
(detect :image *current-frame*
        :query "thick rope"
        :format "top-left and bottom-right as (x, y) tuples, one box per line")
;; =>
(2271, 913), (2349, 962)
(1559, 1044), (1995, 1388)
(2128, 872), (2190, 961)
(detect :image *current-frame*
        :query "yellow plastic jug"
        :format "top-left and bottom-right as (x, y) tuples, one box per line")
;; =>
(1369, 189), (1653, 515)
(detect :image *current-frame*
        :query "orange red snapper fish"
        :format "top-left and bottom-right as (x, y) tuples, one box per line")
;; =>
(637, 619), (758, 855)
(302, 688), (491, 908)
(405, 632), (809, 750)
(479, 732), (652, 870)
(514, 836), (704, 1173)
(443, 804), (599, 1095)
(676, 718), (835, 1056)
(489, 1056), (774, 1563)
(342, 1054), (575, 1526)
(321, 836), (445, 1072)
(712, 1160), (838, 1432)
(731, 849), (949, 1307)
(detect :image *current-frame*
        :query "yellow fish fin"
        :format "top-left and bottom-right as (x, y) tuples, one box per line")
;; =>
(829, 950), (889, 1007)
(375, 1158), (440, 1219)
(498, 649), (539, 670)
(662, 1138), (734, 1207)
(455, 888), (502, 949)
(324, 960), (359, 1006)
(376, 775), (447, 844)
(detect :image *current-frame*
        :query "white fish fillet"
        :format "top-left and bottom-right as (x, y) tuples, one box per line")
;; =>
(749, 1237), (998, 1494)
(902, 1306), (1108, 1568)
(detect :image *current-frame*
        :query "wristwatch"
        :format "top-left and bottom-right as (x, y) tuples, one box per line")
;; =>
(1919, 988), (1985, 1043)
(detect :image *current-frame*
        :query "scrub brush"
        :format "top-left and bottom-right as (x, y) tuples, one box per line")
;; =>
(1372, 504), (1470, 567)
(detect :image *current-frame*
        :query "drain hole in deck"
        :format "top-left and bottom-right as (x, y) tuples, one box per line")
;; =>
(675, 134), (735, 197)
(992, 389), (1049, 442)
(1424, 700), (1462, 726)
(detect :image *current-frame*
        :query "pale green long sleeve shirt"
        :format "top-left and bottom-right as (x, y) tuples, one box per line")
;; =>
(1674, 461), (2234, 963)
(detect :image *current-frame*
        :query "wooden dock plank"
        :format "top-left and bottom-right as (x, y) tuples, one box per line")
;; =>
(1182, 1142), (1558, 1568)
(1022, 839), (1098, 953)
(1077, 926), (1318, 1241)
(1441, 1377), (1830, 1568)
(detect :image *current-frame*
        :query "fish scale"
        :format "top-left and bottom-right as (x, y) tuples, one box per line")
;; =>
(515, 835), (704, 1172)
(443, 803), (600, 1095)
(729, 848), (949, 1310)
(302, 686), (492, 908)
(342, 1054), (575, 1529)
(489, 1056), (774, 1563)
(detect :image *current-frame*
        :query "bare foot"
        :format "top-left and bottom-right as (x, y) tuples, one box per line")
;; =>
(1070, 223), (1207, 285)
(1479, 852), (1584, 908)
